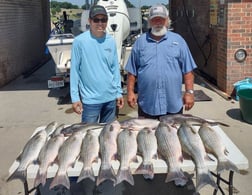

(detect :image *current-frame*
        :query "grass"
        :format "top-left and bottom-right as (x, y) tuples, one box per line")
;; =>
(51, 8), (83, 22)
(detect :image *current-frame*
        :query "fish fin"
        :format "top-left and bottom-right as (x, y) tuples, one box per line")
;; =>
(116, 168), (134, 186)
(224, 148), (229, 155)
(190, 126), (198, 134)
(171, 123), (177, 128)
(152, 153), (158, 160)
(70, 156), (79, 168)
(132, 155), (138, 163)
(165, 169), (188, 186)
(205, 154), (215, 162)
(33, 159), (39, 165)
(96, 167), (116, 186)
(109, 126), (114, 132)
(207, 120), (230, 127)
(182, 151), (192, 160)
(178, 156), (184, 164)
(7, 168), (27, 183)
(196, 170), (217, 192)
(93, 156), (99, 163)
(112, 153), (118, 161)
(217, 122), (229, 127)
(183, 114), (194, 117)
(217, 159), (239, 173)
(77, 167), (95, 183)
(34, 169), (47, 187)
(134, 163), (154, 179)
(146, 128), (152, 133)
(16, 155), (22, 162)
(49, 171), (70, 190)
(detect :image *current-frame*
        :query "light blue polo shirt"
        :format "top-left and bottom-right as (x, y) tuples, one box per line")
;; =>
(125, 31), (197, 115)
(70, 30), (122, 104)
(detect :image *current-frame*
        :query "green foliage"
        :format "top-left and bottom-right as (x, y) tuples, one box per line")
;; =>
(50, 1), (79, 9)
(141, 5), (151, 10)
(51, 8), (56, 16)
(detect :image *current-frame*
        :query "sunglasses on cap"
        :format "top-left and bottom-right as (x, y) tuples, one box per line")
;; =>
(92, 17), (108, 23)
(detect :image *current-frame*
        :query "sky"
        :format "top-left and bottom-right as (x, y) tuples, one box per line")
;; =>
(54, 0), (169, 8)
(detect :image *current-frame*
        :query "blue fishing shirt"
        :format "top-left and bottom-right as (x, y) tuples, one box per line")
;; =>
(125, 31), (197, 115)
(70, 31), (122, 104)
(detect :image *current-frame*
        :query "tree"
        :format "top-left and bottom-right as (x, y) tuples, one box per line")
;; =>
(55, 6), (61, 13)
(50, 1), (79, 9)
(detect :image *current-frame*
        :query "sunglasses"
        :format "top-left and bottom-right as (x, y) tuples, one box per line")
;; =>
(92, 17), (108, 23)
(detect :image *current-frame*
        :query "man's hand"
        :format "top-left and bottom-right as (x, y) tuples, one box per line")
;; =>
(117, 97), (124, 109)
(127, 91), (137, 109)
(183, 93), (194, 111)
(72, 101), (83, 115)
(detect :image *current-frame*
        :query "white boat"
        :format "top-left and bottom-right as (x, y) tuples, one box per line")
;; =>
(46, 33), (74, 88)
(46, 0), (142, 88)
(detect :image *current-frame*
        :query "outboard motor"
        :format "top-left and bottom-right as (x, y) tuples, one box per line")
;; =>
(97, 0), (130, 64)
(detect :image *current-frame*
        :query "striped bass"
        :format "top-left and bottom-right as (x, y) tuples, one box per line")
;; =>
(135, 127), (157, 179)
(34, 124), (66, 187)
(49, 130), (84, 190)
(160, 114), (229, 127)
(96, 120), (121, 186)
(178, 122), (218, 192)
(116, 128), (138, 186)
(77, 129), (100, 183)
(198, 122), (239, 173)
(155, 122), (188, 186)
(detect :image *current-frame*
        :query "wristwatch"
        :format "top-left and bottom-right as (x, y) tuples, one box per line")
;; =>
(185, 89), (194, 94)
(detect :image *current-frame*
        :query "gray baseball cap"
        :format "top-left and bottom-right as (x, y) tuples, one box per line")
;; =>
(149, 4), (169, 19)
(89, 5), (107, 19)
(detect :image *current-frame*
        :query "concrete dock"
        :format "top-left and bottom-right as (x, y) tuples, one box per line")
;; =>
(0, 60), (251, 195)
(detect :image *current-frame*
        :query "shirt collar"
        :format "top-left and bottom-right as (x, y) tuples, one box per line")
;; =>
(147, 31), (169, 42)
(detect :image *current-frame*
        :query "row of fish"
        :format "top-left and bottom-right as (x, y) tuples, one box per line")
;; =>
(7, 114), (238, 193)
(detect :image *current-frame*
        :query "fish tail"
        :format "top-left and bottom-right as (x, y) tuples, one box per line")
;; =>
(77, 167), (95, 183)
(34, 169), (47, 187)
(218, 122), (230, 127)
(135, 163), (154, 179)
(217, 160), (239, 173)
(116, 168), (134, 186)
(196, 170), (217, 192)
(49, 171), (70, 190)
(96, 167), (116, 186)
(7, 168), (27, 183)
(165, 169), (188, 186)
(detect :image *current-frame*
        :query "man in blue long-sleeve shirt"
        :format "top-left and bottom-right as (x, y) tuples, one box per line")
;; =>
(70, 5), (124, 123)
(125, 4), (197, 119)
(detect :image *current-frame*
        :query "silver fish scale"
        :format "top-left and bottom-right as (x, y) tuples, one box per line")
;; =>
(178, 123), (205, 161)
(34, 133), (65, 187)
(99, 123), (119, 168)
(57, 131), (84, 169)
(44, 121), (58, 136)
(178, 122), (217, 192)
(79, 130), (99, 165)
(18, 130), (47, 170)
(198, 123), (226, 156)
(198, 123), (239, 173)
(137, 128), (157, 163)
(120, 118), (160, 130)
(96, 120), (121, 186)
(117, 129), (137, 168)
(155, 123), (183, 167)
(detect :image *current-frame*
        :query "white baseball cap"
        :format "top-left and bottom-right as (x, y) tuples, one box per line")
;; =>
(149, 4), (169, 19)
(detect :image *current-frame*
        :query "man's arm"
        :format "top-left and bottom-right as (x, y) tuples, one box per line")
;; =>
(127, 73), (137, 108)
(183, 71), (195, 111)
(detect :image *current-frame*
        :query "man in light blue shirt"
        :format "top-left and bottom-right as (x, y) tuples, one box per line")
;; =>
(125, 4), (197, 119)
(70, 5), (124, 123)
